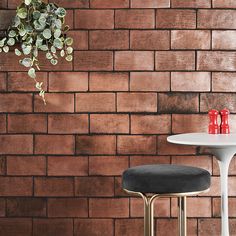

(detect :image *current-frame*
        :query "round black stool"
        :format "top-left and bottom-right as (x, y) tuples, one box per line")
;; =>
(122, 164), (211, 236)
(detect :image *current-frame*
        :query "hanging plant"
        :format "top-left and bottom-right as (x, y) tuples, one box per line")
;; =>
(0, 0), (73, 104)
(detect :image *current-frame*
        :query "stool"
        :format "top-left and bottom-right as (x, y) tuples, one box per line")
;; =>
(122, 164), (211, 236)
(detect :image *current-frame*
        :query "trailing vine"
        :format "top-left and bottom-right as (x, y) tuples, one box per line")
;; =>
(0, 0), (73, 104)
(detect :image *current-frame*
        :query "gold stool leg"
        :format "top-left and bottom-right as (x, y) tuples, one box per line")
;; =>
(178, 196), (187, 236)
(143, 194), (158, 236)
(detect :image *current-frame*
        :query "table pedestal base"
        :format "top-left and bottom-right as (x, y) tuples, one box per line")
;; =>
(209, 147), (236, 236)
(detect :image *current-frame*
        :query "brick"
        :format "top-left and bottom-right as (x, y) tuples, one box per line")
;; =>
(115, 51), (154, 71)
(33, 219), (73, 236)
(156, 51), (195, 71)
(35, 135), (74, 155)
(0, 93), (32, 112)
(198, 51), (236, 71)
(156, 10), (196, 29)
(91, 0), (129, 8)
(159, 93), (199, 113)
(89, 198), (129, 218)
(131, 0), (170, 8)
(198, 219), (221, 235)
(0, 219), (32, 236)
(76, 93), (115, 112)
(8, 114), (47, 133)
(198, 10), (236, 29)
(7, 156), (46, 176)
(171, 30), (210, 49)
(90, 30), (129, 50)
(0, 115), (6, 133)
(90, 114), (129, 134)
(171, 72), (211, 92)
(115, 219), (143, 236)
(213, 0), (236, 8)
(156, 219), (197, 236)
(52, 0), (89, 8)
(115, 10), (155, 29)
(130, 156), (170, 166)
(0, 73), (7, 91)
(89, 156), (129, 176)
(213, 198), (236, 217)
(115, 177), (129, 197)
(34, 177), (74, 197)
(212, 31), (236, 50)
(0, 0), (7, 8)
(49, 72), (88, 92)
(130, 72), (170, 92)
(0, 157), (6, 175)
(8, 72), (47, 92)
(74, 51), (113, 71)
(75, 219), (113, 236)
(48, 198), (88, 217)
(67, 30), (88, 50)
(0, 10), (15, 29)
(131, 197), (170, 217)
(0, 177), (32, 196)
(90, 72), (129, 91)
(172, 155), (212, 174)
(172, 114), (208, 134)
(48, 114), (88, 134)
(117, 135), (157, 155)
(0, 135), (33, 155)
(158, 135), (196, 155)
(131, 115), (171, 134)
(75, 177), (114, 196)
(48, 156), (88, 176)
(0, 199), (5, 216)
(76, 135), (116, 155)
(117, 93), (157, 112)
(75, 10), (114, 29)
(130, 30), (170, 50)
(7, 198), (46, 217)
(213, 154), (236, 175)
(172, 0), (211, 8)
(34, 93), (74, 113)
(200, 93), (236, 113)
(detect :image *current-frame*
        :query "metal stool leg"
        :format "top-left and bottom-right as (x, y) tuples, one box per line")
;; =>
(143, 194), (158, 236)
(178, 196), (187, 236)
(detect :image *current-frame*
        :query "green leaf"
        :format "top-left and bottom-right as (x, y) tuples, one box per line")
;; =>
(12, 16), (21, 27)
(7, 38), (15, 46)
(8, 30), (16, 38)
(51, 46), (56, 54)
(54, 19), (62, 29)
(65, 55), (73, 62)
(53, 38), (63, 49)
(65, 37), (73, 46)
(22, 44), (32, 55)
(46, 52), (53, 60)
(20, 58), (33, 67)
(43, 28), (51, 39)
(28, 68), (36, 79)
(15, 48), (22, 56)
(24, 0), (32, 5)
(60, 49), (65, 57)
(55, 7), (66, 18)
(66, 47), (73, 54)
(0, 38), (6, 47)
(33, 11), (41, 19)
(39, 45), (48, 51)
(50, 59), (58, 65)
(17, 8), (27, 19)
(19, 28), (27, 37)
(33, 48), (38, 57)
(54, 29), (61, 38)
(3, 46), (9, 53)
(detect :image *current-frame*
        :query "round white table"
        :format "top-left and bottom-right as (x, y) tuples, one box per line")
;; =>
(167, 133), (236, 236)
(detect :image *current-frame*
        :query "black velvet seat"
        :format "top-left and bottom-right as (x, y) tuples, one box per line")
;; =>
(122, 164), (211, 194)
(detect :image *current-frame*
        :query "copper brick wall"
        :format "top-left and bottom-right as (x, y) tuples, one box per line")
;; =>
(0, 0), (236, 235)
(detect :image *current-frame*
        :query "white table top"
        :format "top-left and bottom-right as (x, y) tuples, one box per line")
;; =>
(167, 133), (236, 147)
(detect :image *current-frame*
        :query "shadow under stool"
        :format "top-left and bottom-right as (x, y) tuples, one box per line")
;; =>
(122, 164), (211, 236)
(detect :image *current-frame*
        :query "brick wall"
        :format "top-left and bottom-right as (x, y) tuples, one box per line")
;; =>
(0, 0), (236, 235)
